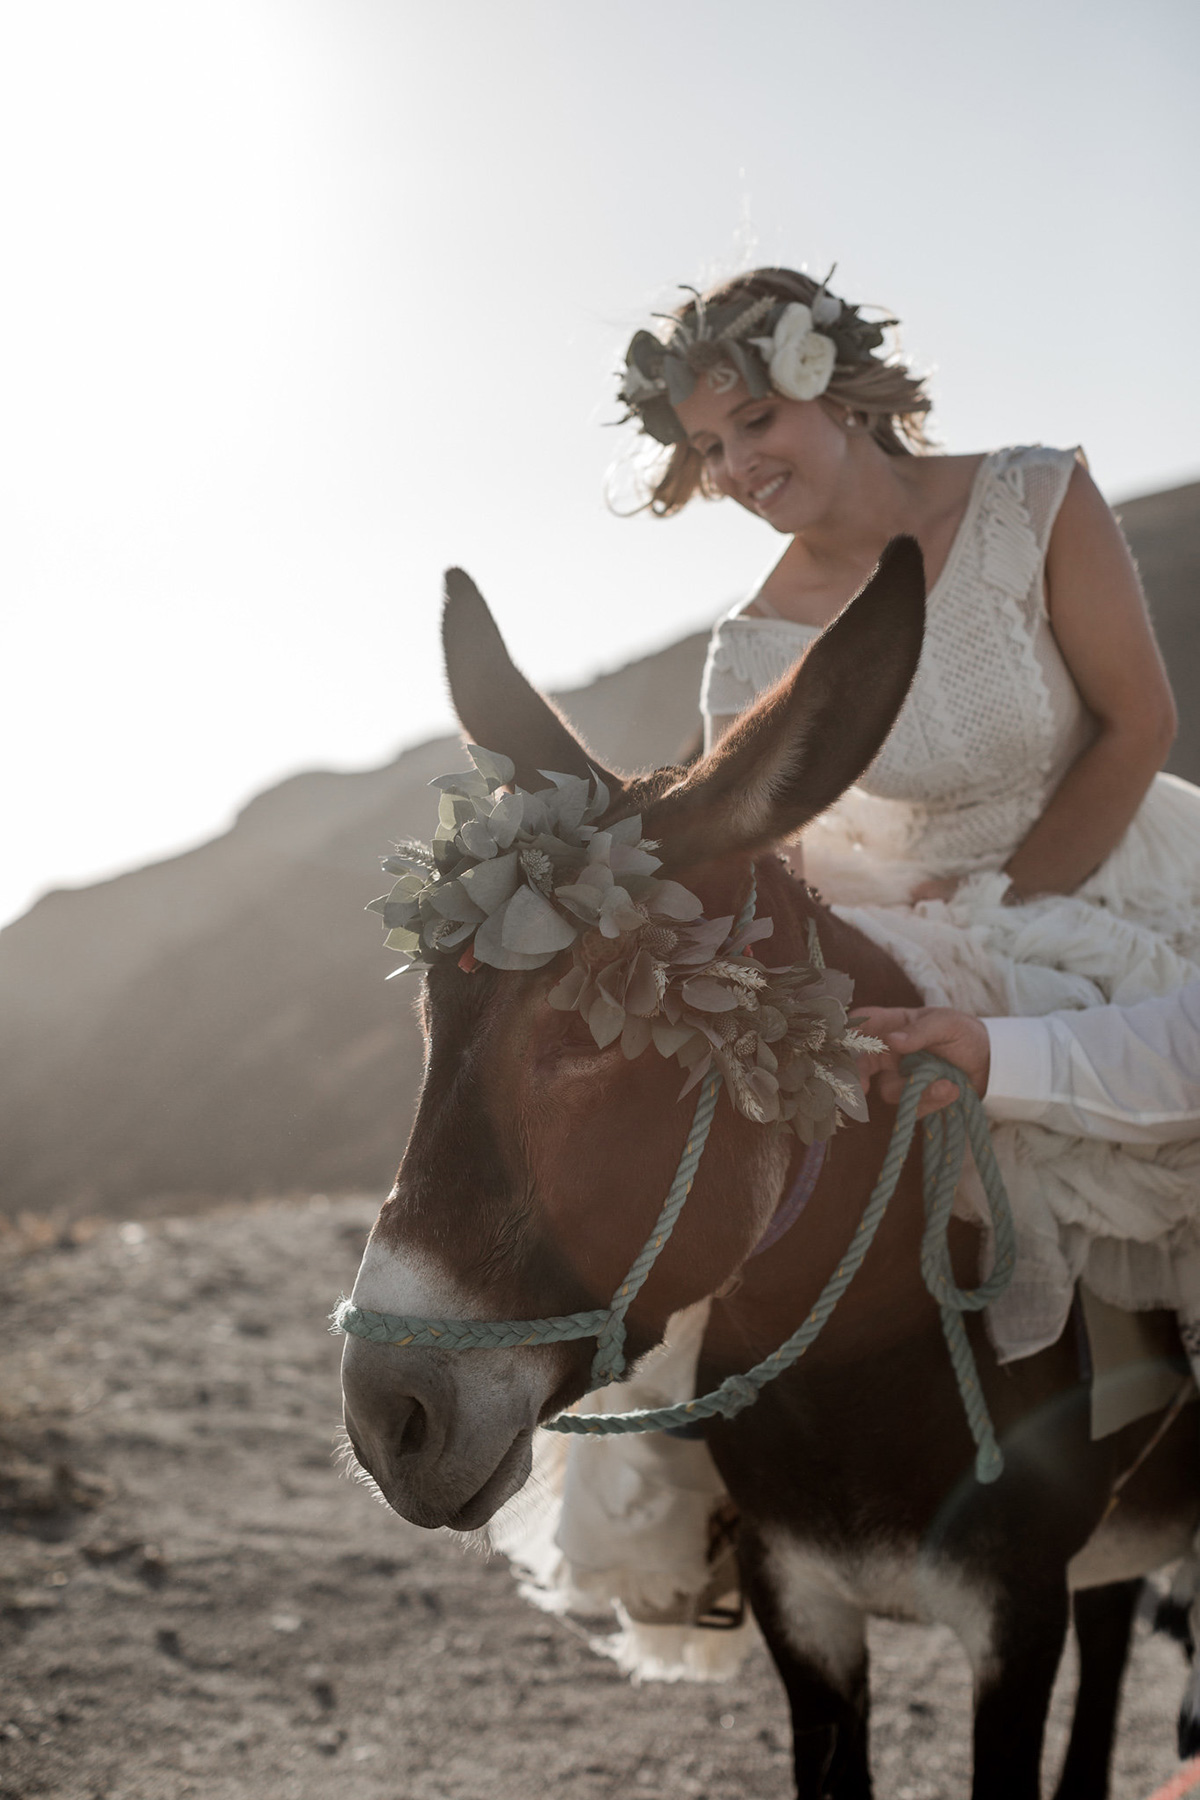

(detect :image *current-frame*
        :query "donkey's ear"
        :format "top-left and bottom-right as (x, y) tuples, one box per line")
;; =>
(638, 536), (925, 870)
(441, 569), (619, 793)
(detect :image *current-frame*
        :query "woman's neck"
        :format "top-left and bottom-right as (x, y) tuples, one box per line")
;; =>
(800, 439), (924, 569)
(758, 447), (984, 628)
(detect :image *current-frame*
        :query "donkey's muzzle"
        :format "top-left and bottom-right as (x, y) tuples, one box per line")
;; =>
(340, 1334), (537, 1531)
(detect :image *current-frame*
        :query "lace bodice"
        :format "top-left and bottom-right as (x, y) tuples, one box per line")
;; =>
(700, 446), (1093, 878)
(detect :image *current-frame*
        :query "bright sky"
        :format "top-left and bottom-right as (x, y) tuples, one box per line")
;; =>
(3, 0), (1197, 930)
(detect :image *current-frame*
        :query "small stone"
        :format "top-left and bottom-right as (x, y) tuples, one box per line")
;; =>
(6, 1589), (60, 1614)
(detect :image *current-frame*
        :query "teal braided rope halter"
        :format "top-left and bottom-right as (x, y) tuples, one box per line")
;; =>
(335, 1066), (721, 1390)
(334, 1051), (1017, 1485)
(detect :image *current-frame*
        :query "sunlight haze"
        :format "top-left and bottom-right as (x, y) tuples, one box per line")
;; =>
(2, 0), (1196, 928)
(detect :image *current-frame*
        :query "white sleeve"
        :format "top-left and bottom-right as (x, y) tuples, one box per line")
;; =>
(983, 980), (1200, 1142)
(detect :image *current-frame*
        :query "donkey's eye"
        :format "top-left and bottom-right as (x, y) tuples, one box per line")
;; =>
(539, 1012), (614, 1062)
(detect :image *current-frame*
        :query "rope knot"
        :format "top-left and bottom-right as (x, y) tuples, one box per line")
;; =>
(713, 1373), (759, 1419)
(589, 1316), (627, 1388)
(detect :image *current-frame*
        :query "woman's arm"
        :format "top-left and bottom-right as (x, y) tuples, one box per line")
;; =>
(999, 463), (1176, 899)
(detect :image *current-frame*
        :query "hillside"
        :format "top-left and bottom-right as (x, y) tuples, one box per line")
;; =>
(1116, 479), (1200, 784)
(0, 630), (709, 1220)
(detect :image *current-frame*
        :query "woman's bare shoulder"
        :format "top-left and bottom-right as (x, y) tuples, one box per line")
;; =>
(906, 450), (990, 514)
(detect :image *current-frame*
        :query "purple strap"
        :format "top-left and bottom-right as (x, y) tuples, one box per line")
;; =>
(749, 1140), (826, 1258)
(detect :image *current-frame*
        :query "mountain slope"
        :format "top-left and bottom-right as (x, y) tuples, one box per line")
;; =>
(0, 632), (708, 1218)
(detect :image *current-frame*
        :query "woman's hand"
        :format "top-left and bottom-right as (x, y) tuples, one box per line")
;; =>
(855, 1004), (992, 1116)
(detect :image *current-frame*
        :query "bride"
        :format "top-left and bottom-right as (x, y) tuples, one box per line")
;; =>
(496, 264), (1200, 1677)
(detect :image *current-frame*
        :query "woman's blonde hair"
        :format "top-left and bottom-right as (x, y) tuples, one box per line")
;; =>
(628, 267), (934, 519)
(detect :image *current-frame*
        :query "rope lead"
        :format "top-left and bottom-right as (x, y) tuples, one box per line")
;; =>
(335, 1053), (1016, 1486)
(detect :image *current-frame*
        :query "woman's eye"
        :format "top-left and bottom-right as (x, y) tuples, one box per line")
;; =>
(744, 410), (774, 434)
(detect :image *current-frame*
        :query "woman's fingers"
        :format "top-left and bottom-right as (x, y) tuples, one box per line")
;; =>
(876, 1069), (958, 1113)
(855, 1005), (921, 1042)
(856, 1004), (992, 1101)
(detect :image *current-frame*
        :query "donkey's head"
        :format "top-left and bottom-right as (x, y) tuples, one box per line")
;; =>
(341, 540), (925, 1531)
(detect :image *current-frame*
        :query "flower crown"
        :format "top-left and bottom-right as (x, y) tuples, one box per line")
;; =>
(368, 746), (878, 1143)
(617, 274), (892, 446)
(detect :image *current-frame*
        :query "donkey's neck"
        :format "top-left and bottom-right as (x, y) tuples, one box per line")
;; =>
(754, 855), (923, 1012)
(706, 855), (946, 1371)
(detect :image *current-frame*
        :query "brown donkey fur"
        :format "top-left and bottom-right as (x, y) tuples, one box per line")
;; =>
(342, 542), (1199, 1799)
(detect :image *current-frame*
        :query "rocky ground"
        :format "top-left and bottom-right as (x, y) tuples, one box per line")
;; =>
(0, 1196), (1190, 1800)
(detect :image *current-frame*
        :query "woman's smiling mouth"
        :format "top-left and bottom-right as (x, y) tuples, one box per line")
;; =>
(751, 473), (788, 509)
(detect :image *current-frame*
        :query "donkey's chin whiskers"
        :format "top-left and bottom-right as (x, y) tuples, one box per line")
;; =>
(447, 1524), (494, 1559)
(331, 1426), (391, 1509)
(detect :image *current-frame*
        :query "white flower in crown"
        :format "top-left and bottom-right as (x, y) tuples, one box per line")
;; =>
(751, 302), (837, 403)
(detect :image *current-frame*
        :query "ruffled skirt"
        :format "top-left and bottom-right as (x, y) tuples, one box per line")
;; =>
(828, 771), (1200, 1360)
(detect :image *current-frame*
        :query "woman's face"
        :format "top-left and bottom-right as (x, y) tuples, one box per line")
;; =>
(674, 374), (853, 534)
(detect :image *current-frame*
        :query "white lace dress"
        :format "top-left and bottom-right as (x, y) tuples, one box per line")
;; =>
(703, 444), (1200, 1361)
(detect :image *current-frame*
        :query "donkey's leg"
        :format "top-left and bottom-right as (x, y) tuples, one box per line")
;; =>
(1053, 1579), (1140, 1800)
(970, 1582), (1070, 1800)
(744, 1554), (872, 1799)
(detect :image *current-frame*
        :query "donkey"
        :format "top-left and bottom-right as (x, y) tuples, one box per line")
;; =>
(341, 542), (1199, 1799)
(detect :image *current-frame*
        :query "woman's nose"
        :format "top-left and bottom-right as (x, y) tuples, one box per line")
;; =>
(723, 442), (759, 485)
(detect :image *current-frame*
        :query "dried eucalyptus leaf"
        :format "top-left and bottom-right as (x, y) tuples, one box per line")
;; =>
(651, 1021), (696, 1059)
(609, 842), (660, 879)
(438, 791), (479, 835)
(384, 925), (421, 954)
(473, 903), (554, 970)
(547, 965), (587, 1011)
(427, 880), (486, 924)
(677, 1053), (715, 1098)
(459, 851), (521, 912)
(651, 881), (706, 921)
(430, 770), (491, 798)
(382, 897), (420, 929)
(458, 820), (499, 860)
(662, 351), (695, 408)
(627, 329), (664, 380)
(680, 974), (740, 1012)
(605, 814), (645, 846)
(487, 790), (524, 848)
(500, 885), (578, 955)
(639, 395), (684, 445)
(623, 949), (661, 1017)
(466, 744), (516, 790)
(586, 993), (625, 1049)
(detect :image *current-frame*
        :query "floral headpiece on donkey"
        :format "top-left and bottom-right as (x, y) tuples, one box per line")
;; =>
(369, 746), (879, 1145)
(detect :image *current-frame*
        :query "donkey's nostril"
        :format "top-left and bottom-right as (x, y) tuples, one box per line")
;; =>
(395, 1398), (428, 1460)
